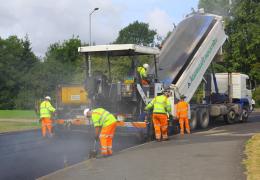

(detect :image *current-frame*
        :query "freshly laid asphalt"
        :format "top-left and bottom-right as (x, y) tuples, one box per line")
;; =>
(39, 112), (260, 180)
(0, 128), (141, 180)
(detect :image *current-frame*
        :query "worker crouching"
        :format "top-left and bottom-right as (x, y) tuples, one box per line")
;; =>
(176, 95), (191, 135)
(84, 108), (117, 156)
(145, 90), (172, 141)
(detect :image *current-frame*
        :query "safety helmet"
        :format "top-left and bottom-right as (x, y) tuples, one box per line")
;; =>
(143, 63), (149, 69)
(180, 95), (186, 99)
(45, 96), (51, 100)
(84, 108), (90, 117)
(157, 88), (164, 95)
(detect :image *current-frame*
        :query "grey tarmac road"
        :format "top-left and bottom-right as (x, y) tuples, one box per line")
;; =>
(39, 112), (260, 180)
(0, 128), (141, 180)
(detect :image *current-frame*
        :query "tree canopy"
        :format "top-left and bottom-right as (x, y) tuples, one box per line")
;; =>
(1, 1), (260, 109)
(115, 21), (157, 46)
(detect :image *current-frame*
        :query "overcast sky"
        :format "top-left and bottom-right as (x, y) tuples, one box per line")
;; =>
(0, 0), (199, 57)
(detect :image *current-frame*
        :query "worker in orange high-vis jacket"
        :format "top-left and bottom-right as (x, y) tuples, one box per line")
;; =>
(84, 108), (117, 156)
(145, 90), (172, 141)
(40, 96), (56, 138)
(176, 95), (190, 135)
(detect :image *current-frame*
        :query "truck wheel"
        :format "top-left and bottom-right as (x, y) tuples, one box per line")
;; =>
(224, 109), (236, 124)
(242, 108), (249, 122)
(198, 109), (209, 129)
(189, 110), (197, 130)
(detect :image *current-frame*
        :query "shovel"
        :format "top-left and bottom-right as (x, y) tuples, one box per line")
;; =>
(88, 139), (98, 158)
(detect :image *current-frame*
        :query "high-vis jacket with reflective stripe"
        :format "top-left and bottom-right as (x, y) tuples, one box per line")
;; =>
(176, 101), (189, 118)
(145, 95), (171, 114)
(137, 67), (147, 79)
(40, 100), (56, 118)
(91, 108), (117, 128)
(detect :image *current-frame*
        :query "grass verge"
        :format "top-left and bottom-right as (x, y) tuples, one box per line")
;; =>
(0, 120), (40, 133)
(0, 110), (38, 119)
(244, 134), (260, 180)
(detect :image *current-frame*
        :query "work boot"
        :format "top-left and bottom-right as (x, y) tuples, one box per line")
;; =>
(156, 139), (162, 142)
(162, 138), (169, 141)
(186, 129), (191, 134)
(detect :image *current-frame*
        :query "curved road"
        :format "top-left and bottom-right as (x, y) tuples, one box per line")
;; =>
(40, 112), (260, 180)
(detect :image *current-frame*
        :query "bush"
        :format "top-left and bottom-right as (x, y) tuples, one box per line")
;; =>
(253, 86), (260, 108)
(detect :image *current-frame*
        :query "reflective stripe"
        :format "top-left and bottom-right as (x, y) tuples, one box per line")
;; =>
(100, 112), (110, 125)
(97, 110), (107, 125)
(153, 108), (166, 111)
(178, 108), (188, 111)
(100, 134), (114, 138)
(154, 102), (166, 105)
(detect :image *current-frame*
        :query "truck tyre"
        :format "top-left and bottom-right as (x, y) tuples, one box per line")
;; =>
(224, 109), (236, 124)
(242, 107), (249, 122)
(189, 110), (197, 130)
(198, 109), (209, 129)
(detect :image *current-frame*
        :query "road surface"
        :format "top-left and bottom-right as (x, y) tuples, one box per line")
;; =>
(39, 112), (260, 180)
(0, 128), (141, 180)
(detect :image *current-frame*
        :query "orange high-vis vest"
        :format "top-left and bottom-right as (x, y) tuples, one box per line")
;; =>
(176, 101), (189, 118)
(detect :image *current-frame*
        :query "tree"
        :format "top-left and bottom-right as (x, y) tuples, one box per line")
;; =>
(0, 36), (39, 109)
(224, 0), (260, 80)
(198, 0), (233, 16)
(115, 21), (157, 46)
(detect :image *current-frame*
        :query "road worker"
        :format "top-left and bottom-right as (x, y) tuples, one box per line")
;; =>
(84, 108), (117, 156)
(40, 96), (56, 138)
(137, 63), (149, 85)
(176, 95), (191, 135)
(145, 90), (172, 141)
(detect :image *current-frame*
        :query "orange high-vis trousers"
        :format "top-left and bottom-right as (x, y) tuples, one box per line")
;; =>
(41, 117), (53, 137)
(152, 113), (168, 140)
(179, 117), (190, 134)
(99, 122), (117, 155)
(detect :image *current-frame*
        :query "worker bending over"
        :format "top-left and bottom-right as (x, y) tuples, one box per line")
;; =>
(176, 95), (191, 135)
(137, 63), (149, 85)
(84, 108), (117, 156)
(40, 96), (56, 138)
(145, 90), (172, 141)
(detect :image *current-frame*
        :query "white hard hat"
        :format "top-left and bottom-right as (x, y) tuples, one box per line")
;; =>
(84, 108), (90, 117)
(143, 63), (149, 69)
(45, 96), (51, 100)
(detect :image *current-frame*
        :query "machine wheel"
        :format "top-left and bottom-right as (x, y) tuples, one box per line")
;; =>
(198, 109), (209, 129)
(189, 110), (198, 130)
(242, 107), (249, 122)
(224, 109), (237, 124)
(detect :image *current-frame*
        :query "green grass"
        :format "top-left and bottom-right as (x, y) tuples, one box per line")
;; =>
(0, 110), (38, 119)
(244, 134), (260, 180)
(0, 110), (40, 133)
(0, 120), (40, 133)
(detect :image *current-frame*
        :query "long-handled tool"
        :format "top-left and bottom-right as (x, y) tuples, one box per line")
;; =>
(88, 138), (98, 158)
